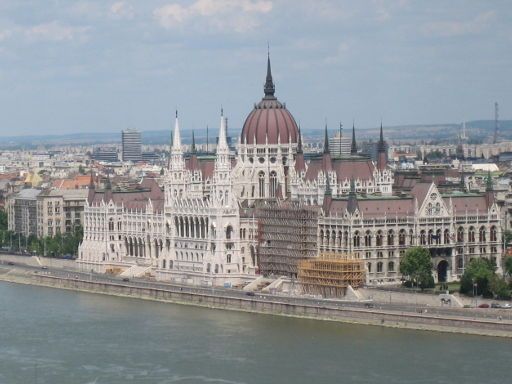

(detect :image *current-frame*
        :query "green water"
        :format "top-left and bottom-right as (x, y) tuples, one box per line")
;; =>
(0, 282), (510, 384)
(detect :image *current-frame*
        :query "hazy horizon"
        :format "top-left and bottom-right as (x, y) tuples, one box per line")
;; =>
(0, 1), (510, 136)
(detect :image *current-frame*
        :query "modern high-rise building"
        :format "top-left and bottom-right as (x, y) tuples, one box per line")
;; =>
(328, 132), (352, 156)
(122, 129), (142, 162)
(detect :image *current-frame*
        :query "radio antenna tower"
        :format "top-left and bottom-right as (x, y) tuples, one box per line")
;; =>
(493, 102), (499, 144)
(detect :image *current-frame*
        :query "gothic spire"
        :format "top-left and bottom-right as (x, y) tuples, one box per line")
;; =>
(323, 123), (330, 154)
(347, 177), (359, 214)
(377, 121), (385, 152)
(172, 110), (181, 150)
(264, 49), (275, 98)
(191, 130), (196, 154)
(217, 108), (228, 152)
(297, 124), (303, 154)
(351, 122), (357, 155)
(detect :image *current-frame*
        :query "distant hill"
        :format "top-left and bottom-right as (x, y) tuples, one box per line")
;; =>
(0, 120), (510, 149)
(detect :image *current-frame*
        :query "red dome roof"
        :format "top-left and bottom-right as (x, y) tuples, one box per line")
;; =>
(241, 98), (299, 145)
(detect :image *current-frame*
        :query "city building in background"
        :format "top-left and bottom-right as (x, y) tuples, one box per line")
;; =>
(122, 129), (142, 162)
(92, 147), (118, 163)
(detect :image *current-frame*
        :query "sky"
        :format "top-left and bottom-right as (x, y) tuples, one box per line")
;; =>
(0, 0), (511, 137)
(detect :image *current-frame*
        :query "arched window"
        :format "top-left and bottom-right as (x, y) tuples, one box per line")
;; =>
(428, 229), (434, 245)
(258, 171), (265, 198)
(377, 262), (383, 273)
(444, 229), (450, 244)
(337, 231), (342, 247)
(353, 231), (360, 248)
(319, 230), (324, 246)
(468, 226), (475, 242)
(457, 226), (464, 243)
(387, 230), (394, 246)
(364, 231), (372, 247)
(227, 254), (231, 263)
(269, 171), (277, 198)
(108, 219), (114, 231)
(367, 262), (372, 273)
(436, 229), (442, 245)
(399, 229), (406, 246)
(420, 230), (426, 245)
(226, 225), (233, 240)
(490, 226), (497, 242)
(376, 230), (383, 246)
(388, 261), (395, 272)
(479, 226), (486, 242)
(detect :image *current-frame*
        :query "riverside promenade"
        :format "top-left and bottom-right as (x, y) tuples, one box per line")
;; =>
(1, 256), (512, 338)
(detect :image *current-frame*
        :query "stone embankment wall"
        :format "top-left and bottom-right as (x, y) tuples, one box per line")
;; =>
(2, 272), (511, 338)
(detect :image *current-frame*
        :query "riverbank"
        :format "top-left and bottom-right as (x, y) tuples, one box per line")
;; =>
(1, 267), (511, 338)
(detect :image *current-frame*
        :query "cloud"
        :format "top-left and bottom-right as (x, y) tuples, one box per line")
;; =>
(110, 1), (135, 19)
(0, 30), (12, 41)
(25, 21), (90, 42)
(422, 10), (496, 37)
(153, 0), (273, 33)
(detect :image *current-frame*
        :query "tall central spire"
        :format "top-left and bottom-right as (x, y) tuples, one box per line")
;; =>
(264, 48), (275, 98)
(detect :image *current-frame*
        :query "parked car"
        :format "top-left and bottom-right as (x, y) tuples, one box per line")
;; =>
(478, 303), (490, 308)
(7, 262), (14, 266)
(122, 277), (130, 282)
(245, 291), (255, 297)
(41, 266), (48, 270)
(501, 303), (512, 309)
(491, 303), (501, 309)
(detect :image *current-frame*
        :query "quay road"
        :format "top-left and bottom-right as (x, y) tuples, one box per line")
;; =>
(1, 258), (512, 324)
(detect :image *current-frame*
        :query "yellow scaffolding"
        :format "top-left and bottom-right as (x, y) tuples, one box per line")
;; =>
(298, 252), (365, 297)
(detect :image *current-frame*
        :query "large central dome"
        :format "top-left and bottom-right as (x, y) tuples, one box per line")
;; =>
(240, 56), (299, 146)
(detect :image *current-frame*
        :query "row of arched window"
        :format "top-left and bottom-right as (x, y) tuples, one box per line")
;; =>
(320, 226), (498, 249)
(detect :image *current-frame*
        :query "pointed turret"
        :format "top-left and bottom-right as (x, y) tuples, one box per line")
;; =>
(191, 130), (196, 154)
(377, 121), (387, 170)
(323, 123), (330, 154)
(264, 50), (275, 98)
(170, 110), (185, 172)
(172, 110), (181, 151)
(347, 178), (359, 214)
(351, 122), (357, 155)
(297, 124), (303, 154)
(218, 108), (228, 153)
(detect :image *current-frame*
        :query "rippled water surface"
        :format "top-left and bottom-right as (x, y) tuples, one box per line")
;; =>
(0, 282), (510, 384)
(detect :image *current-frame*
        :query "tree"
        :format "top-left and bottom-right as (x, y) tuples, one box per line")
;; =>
(400, 247), (434, 290)
(504, 256), (512, 278)
(504, 231), (512, 248)
(490, 276), (511, 300)
(460, 258), (496, 297)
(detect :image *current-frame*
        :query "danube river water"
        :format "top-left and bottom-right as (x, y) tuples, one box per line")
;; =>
(0, 282), (510, 384)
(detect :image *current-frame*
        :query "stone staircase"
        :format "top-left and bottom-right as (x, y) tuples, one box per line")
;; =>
(119, 265), (152, 278)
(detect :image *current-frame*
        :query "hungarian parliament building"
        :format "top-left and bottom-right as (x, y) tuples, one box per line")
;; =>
(78, 56), (503, 286)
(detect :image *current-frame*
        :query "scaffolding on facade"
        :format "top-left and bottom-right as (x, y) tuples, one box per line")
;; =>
(255, 201), (319, 278)
(298, 252), (365, 297)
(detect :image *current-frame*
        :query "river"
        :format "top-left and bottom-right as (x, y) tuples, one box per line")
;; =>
(0, 282), (510, 384)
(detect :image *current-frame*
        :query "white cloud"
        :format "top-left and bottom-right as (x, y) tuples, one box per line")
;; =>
(25, 21), (90, 42)
(422, 10), (496, 38)
(0, 30), (12, 41)
(110, 1), (135, 20)
(153, 0), (273, 33)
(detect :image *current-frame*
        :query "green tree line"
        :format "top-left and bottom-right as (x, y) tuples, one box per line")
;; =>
(0, 209), (82, 258)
